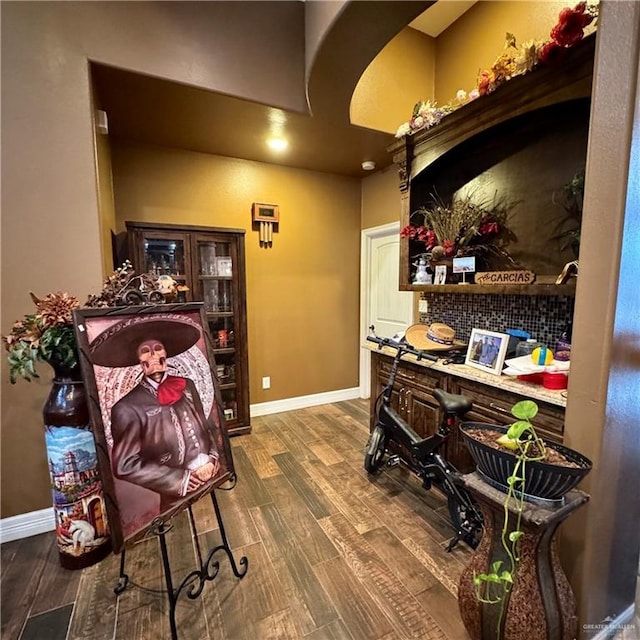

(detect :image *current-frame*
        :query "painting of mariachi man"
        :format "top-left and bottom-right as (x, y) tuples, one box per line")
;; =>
(73, 305), (234, 552)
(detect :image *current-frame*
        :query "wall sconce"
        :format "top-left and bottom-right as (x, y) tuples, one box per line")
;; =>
(252, 203), (279, 247)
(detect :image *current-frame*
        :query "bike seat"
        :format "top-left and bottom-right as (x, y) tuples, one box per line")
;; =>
(433, 389), (472, 415)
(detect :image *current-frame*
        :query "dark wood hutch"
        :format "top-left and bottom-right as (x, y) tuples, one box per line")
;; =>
(388, 34), (596, 296)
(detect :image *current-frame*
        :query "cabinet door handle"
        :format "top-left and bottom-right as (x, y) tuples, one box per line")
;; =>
(489, 402), (510, 414)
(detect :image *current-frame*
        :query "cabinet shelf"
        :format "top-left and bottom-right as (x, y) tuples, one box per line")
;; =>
(407, 282), (576, 296)
(206, 312), (234, 318)
(199, 275), (232, 281)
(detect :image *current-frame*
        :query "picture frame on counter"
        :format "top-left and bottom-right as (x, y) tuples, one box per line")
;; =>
(434, 264), (447, 285)
(465, 328), (509, 376)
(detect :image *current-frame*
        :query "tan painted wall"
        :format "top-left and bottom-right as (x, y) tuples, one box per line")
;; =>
(112, 142), (361, 406)
(361, 164), (403, 229)
(94, 117), (117, 276)
(434, 1), (569, 103)
(352, 27), (436, 134)
(305, 0), (347, 81)
(0, 1), (305, 519)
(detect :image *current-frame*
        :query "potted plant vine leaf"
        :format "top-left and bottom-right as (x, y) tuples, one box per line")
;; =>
(457, 400), (592, 640)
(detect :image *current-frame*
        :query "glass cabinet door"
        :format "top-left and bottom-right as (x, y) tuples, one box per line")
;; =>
(137, 231), (192, 301)
(196, 239), (240, 425)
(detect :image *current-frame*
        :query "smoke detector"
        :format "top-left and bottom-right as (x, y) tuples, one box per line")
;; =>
(361, 161), (376, 171)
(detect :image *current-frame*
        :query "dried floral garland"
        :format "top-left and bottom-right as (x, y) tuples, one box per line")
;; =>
(395, 2), (598, 138)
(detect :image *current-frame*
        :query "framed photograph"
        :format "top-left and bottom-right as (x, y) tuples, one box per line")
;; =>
(251, 202), (279, 223)
(216, 256), (233, 277)
(453, 256), (476, 273)
(434, 264), (447, 285)
(73, 304), (234, 552)
(465, 328), (509, 376)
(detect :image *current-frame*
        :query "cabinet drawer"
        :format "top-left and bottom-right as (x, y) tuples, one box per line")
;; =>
(379, 359), (443, 394)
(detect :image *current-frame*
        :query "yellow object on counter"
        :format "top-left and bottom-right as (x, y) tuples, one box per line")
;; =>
(531, 346), (554, 365)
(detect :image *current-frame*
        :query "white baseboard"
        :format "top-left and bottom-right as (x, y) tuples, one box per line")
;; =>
(1, 389), (362, 543)
(0, 507), (55, 544)
(250, 387), (361, 417)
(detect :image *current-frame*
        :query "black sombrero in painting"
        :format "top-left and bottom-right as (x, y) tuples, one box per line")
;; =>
(90, 314), (201, 368)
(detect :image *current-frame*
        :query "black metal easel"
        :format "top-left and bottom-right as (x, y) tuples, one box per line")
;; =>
(113, 480), (248, 639)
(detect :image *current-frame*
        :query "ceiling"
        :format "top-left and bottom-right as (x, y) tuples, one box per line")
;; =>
(91, 64), (396, 179)
(410, 1), (476, 37)
(92, 2), (476, 179)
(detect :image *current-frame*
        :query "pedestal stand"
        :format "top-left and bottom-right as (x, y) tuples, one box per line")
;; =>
(458, 472), (588, 640)
(114, 486), (248, 640)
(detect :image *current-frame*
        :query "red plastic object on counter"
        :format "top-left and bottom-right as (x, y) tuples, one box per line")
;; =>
(542, 371), (568, 389)
(517, 373), (544, 385)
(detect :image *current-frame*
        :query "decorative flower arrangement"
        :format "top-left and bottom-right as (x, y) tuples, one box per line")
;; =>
(3, 261), (137, 383)
(400, 192), (518, 269)
(395, 2), (598, 138)
(395, 100), (455, 138)
(552, 167), (585, 257)
(3, 292), (81, 382)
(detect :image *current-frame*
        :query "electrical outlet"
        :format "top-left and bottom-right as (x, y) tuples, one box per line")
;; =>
(262, 376), (271, 390)
(419, 299), (428, 313)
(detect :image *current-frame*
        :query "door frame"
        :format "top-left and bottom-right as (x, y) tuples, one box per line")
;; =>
(359, 221), (402, 398)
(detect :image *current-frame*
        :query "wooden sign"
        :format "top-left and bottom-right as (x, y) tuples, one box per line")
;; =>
(474, 270), (536, 285)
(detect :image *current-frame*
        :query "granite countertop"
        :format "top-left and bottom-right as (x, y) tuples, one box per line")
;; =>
(363, 342), (567, 408)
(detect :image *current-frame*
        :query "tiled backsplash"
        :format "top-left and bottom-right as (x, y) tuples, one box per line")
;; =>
(418, 293), (574, 348)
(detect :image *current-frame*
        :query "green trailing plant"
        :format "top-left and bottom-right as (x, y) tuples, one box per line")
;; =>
(472, 399), (546, 635)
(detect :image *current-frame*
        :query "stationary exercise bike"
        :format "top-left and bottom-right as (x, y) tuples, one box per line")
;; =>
(365, 330), (483, 551)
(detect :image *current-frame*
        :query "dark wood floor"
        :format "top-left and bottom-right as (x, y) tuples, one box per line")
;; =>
(1, 399), (473, 640)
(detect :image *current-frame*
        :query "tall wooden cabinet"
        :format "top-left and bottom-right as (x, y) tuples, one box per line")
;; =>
(126, 221), (250, 436)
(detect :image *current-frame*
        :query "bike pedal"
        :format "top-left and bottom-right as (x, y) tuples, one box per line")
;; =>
(446, 537), (460, 552)
(387, 455), (400, 467)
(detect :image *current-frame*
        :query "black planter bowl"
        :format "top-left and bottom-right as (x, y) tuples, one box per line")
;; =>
(460, 422), (592, 503)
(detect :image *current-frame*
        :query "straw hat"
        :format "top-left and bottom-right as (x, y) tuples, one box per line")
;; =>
(405, 322), (463, 351)
(90, 314), (202, 368)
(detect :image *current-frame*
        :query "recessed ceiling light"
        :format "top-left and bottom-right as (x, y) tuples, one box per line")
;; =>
(267, 138), (288, 152)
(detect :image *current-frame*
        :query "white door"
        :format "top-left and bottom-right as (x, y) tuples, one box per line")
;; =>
(360, 222), (416, 397)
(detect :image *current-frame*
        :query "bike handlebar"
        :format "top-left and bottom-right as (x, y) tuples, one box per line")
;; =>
(366, 335), (439, 362)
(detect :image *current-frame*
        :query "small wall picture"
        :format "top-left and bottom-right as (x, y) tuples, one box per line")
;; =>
(73, 304), (234, 552)
(434, 264), (447, 285)
(465, 328), (510, 376)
